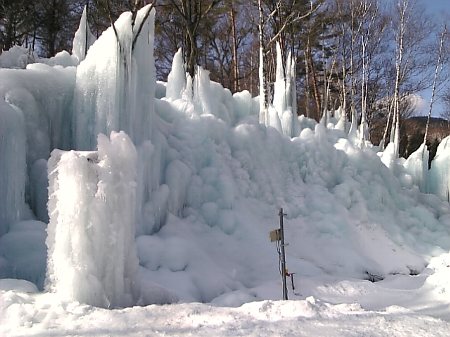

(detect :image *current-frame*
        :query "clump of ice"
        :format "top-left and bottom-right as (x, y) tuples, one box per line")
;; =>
(41, 51), (79, 67)
(0, 46), (36, 69)
(46, 131), (140, 308)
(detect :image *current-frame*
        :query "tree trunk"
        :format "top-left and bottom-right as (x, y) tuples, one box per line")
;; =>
(258, 0), (268, 124)
(393, 0), (408, 157)
(230, 0), (239, 92)
(424, 25), (446, 145)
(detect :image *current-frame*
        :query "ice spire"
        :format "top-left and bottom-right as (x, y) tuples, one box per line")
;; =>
(166, 48), (186, 100)
(72, 5), (96, 63)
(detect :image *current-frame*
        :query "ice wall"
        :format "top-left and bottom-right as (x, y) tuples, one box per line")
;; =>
(73, 5), (156, 150)
(0, 99), (27, 235)
(0, 65), (75, 164)
(46, 132), (139, 308)
(0, 64), (75, 222)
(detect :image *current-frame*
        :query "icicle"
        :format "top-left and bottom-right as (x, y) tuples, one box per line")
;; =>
(166, 48), (186, 100)
(273, 42), (287, 119)
(72, 5), (96, 63)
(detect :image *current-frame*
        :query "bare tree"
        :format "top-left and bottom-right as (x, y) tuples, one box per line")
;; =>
(424, 25), (447, 145)
(164, 0), (221, 78)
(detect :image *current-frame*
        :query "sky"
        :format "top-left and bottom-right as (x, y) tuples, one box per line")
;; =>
(415, 0), (450, 117)
(420, 0), (449, 15)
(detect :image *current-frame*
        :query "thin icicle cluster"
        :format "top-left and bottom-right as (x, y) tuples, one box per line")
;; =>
(266, 42), (299, 138)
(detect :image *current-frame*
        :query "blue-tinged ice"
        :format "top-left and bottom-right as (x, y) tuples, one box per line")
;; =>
(0, 100), (27, 236)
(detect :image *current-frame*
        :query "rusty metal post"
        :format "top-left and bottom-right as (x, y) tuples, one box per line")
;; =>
(279, 208), (288, 300)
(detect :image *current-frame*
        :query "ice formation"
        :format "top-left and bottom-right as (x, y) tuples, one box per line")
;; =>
(2, 3), (450, 313)
(428, 136), (450, 200)
(46, 132), (139, 308)
(72, 6), (96, 63)
(271, 43), (299, 137)
(0, 46), (36, 69)
(0, 99), (27, 236)
(166, 48), (185, 100)
(74, 5), (155, 150)
(273, 42), (287, 118)
(403, 143), (429, 192)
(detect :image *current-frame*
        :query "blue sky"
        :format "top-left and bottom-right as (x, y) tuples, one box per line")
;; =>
(415, 0), (449, 117)
(419, 0), (449, 15)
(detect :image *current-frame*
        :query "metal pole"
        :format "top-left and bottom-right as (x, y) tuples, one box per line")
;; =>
(279, 208), (288, 300)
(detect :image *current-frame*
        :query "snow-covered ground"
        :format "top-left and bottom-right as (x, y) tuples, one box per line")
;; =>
(2, 269), (450, 337)
(2, 5), (450, 336)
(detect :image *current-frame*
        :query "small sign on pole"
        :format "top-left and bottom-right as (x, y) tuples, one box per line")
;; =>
(269, 229), (281, 242)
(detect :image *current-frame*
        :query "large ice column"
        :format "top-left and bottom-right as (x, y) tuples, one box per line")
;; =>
(281, 50), (299, 138)
(273, 42), (287, 118)
(46, 131), (139, 308)
(193, 66), (214, 116)
(72, 5), (96, 63)
(0, 99), (27, 236)
(73, 5), (156, 150)
(428, 136), (450, 200)
(403, 143), (429, 192)
(166, 48), (186, 100)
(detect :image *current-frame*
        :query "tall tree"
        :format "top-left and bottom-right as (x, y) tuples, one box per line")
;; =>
(163, 0), (221, 78)
(0, 0), (35, 51)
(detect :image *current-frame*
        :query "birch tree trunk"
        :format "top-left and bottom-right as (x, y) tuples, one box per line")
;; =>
(424, 25), (447, 146)
(392, 0), (408, 158)
(258, 0), (268, 125)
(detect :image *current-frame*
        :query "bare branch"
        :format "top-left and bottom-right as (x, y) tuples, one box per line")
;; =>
(266, 1), (321, 49)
